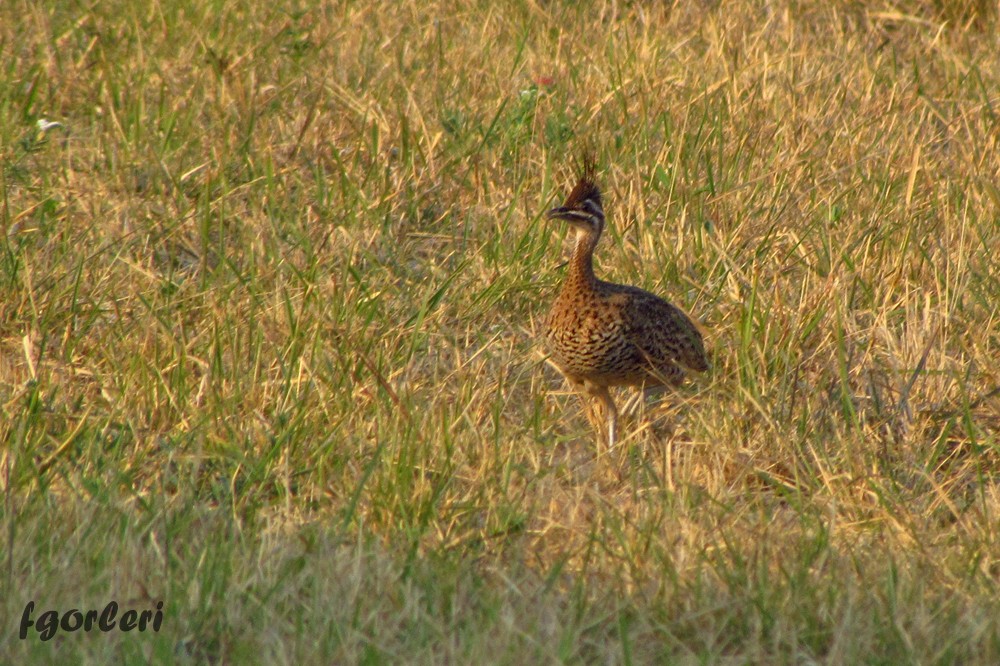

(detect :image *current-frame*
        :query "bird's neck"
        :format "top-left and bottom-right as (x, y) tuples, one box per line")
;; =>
(565, 227), (599, 291)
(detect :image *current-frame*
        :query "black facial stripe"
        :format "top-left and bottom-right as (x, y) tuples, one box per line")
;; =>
(559, 210), (596, 224)
(581, 198), (603, 217)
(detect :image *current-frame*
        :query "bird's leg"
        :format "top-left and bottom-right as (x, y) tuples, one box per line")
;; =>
(578, 395), (601, 433)
(565, 377), (619, 449)
(565, 378), (602, 440)
(590, 385), (618, 450)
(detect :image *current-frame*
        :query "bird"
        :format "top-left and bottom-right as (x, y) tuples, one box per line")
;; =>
(544, 157), (709, 448)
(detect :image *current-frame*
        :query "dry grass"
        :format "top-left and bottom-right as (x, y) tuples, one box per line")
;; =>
(2, 0), (999, 662)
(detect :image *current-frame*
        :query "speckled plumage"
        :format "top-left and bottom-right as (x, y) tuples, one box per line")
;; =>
(544, 162), (708, 447)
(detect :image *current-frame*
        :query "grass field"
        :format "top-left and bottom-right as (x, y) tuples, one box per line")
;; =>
(2, 0), (1000, 662)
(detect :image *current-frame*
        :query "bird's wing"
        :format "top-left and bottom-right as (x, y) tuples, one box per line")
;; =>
(621, 288), (709, 374)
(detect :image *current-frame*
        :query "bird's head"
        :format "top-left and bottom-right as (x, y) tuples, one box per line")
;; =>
(547, 158), (604, 238)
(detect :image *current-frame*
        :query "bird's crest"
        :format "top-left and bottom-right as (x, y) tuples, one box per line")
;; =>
(563, 153), (601, 209)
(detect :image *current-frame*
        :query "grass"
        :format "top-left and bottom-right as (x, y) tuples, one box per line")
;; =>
(2, 0), (999, 662)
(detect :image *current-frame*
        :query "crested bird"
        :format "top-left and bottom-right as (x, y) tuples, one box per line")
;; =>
(544, 158), (709, 448)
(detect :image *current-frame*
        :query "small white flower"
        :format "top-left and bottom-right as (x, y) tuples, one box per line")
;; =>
(36, 118), (64, 132)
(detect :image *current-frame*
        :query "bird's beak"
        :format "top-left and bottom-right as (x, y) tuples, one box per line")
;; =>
(546, 206), (571, 220)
